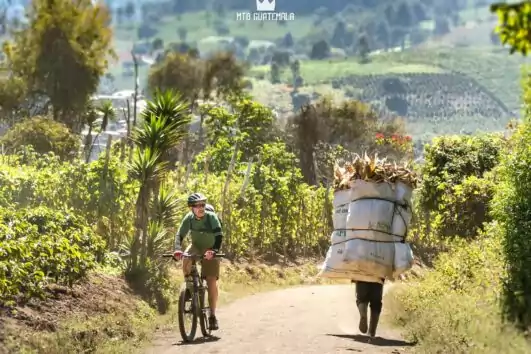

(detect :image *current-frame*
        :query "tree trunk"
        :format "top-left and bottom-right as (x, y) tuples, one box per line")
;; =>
(132, 184), (150, 269)
(84, 126), (93, 162)
(239, 156), (255, 199)
(300, 147), (316, 185)
(221, 142), (239, 248)
(132, 52), (139, 129)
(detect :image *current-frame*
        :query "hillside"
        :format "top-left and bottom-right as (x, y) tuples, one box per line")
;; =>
(93, 0), (531, 141)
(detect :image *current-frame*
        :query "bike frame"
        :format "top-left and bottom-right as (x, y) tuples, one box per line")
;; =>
(162, 252), (226, 341)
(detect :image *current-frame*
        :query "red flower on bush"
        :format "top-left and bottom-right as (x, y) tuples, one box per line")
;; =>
(373, 133), (414, 155)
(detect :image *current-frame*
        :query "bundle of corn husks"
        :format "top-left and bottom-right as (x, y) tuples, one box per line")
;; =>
(333, 153), (419, 191)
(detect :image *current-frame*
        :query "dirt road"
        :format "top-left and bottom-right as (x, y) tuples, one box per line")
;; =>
(146, 284), (414, 353)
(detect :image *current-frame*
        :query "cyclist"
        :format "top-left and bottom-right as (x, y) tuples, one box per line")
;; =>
(173, 193), (223, 330)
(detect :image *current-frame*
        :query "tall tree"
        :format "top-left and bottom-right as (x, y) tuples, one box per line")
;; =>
(2, 0), (115, 132)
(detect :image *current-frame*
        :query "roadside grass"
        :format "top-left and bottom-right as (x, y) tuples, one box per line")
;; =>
(384, 227), (531, 354)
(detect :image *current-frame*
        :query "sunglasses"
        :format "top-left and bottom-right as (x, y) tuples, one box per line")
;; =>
(192, 203), (206, 208)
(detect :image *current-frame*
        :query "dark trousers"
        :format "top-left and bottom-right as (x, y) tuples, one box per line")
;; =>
(355, 281), (384, 314)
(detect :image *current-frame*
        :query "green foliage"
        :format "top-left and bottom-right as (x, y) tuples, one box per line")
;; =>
(418, 133), (504, 213)
(0, 206), (105, 305)
(389, 222), (530, 353)
(491, 1), (531, 55)
(431, 174), (496, 239)
(198, 96), (275, 172)
(491, 117), (531, 329)
(194, 141), (328, 257)
(0, 116), (81, 160)
(0, 146), (137, 250)
(3, 0), (115, 130)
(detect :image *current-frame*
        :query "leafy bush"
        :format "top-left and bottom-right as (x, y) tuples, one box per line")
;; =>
(409, 134), (503, 262)
(0, 146), (137, 250)
(0, 116), (81, 160)
(388, 222), (530, 353)
(418, 133), (503, 217)
(431, 174), (496, 239)
(491, 118), (531, 329)
(0, 206), (105, 305)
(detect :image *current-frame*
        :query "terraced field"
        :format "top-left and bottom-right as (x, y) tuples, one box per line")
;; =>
(249, 59), (444, 83)
(379, 46), (531, 114)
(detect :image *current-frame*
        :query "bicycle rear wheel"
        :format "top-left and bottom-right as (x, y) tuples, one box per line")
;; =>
(199, 288), (212, 337)
(178, 287), (198, 342)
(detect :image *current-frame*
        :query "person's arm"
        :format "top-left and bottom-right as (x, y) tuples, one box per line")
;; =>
(209, 213), (223, 252)
(174, 214), (190, 250)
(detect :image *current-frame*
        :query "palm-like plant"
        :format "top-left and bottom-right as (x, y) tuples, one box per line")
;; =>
(84, 100), (116, 162)
(151, 181), (183, 229)
(128, 90), (191, 270)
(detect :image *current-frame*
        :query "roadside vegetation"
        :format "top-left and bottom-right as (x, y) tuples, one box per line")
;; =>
(385, 3), (531, 353)
(2, 0), (531, 353)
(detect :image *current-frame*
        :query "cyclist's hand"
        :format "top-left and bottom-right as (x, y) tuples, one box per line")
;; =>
(204, 249), (215, 260)
(173, 250), (184, 260)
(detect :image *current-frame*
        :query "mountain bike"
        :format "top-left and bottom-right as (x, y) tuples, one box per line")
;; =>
(162, 252), (226, 342)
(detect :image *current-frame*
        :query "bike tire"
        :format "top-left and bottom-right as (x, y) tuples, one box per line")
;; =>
(178, 287), (197, 342)
(199, 289), (212, 337)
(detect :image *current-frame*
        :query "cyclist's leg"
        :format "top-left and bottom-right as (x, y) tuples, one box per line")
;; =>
(182, 244), (194, 277)
(182, 245), (196, 300)
(202, 258), (220, 329)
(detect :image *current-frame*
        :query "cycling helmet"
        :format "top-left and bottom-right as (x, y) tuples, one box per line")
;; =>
(205, 203), (215, 212)
(187, 192), (207, 206)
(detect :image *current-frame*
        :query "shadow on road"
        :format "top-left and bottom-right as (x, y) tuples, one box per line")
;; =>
(174, 336), (221, 346)
(326, 334), (416, 347)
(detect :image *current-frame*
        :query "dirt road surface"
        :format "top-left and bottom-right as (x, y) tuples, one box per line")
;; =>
(147, 284), (414, 353)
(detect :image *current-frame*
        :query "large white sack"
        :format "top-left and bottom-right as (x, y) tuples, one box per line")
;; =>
(330, 230), (345, 244)
(390, 206), (412, 241)
(333, 189), (352, 208)
(346, 180), (414, 242)
(332, 203), (349, 230)
(343, 238), (394, 278)
(330, 230), (356, 245)
(318, 243), (347, 274)
(391, 182), (414, 241)
(395, 182), (413, 204)
(346, 180), (395, 242)
(393, 242), (414, 278)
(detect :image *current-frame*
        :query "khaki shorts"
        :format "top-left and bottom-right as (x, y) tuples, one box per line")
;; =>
(183, 245), (220, 279)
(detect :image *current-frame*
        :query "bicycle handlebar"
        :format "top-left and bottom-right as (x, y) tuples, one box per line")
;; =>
(161, 252), (226, 260)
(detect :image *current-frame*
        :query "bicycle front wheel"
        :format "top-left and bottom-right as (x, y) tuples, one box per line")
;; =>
(178, 287), (198, 342)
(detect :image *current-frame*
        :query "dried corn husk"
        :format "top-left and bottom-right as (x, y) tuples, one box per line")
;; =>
(333, 153), (419, 191)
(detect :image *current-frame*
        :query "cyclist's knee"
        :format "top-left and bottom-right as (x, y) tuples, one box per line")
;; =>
(182, 259), (192, 275)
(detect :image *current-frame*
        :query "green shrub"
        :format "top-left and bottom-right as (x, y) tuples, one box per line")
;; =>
(388, 222), (530, 353)
(431, 173), (496, 239)
(0, 116), (81, 160)
(411, 134), (504, 261)
(0, 206), (106, 305)
(0, 147), (137, 250)
(418, 133), (504, 213)
(491, 119), (531, 329)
